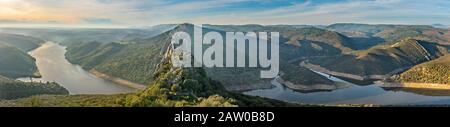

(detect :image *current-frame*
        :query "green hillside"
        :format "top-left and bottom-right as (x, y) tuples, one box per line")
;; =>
(0, 75), (68, 100)
(63, 26), (182, 86)
(91, 29), (173, 85)
(327, 23), (395, 34)
(0, 33), (45, 51)
(309, 39), (447, 79)
(124, 48), (291, 107)
(66, 42), (125, 70)
(392, 54), (450, 84)
(0, 44), (39, 78)
(60, 24), (450, 90)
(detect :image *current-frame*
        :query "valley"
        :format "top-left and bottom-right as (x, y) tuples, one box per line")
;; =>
(0, 23), (449, 107)
(0, 34), (69, 100)
(17, 42), (136, 94)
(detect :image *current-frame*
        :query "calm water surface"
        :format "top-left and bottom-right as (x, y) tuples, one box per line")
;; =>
(244, 69), (450, 105)
(18, 42), (136, 94)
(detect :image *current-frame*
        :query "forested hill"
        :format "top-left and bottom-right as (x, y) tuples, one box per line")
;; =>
(0, 33), (45, 52)
(123, 46), (293, 107)
(0, 33), (46, 78)
(65, 25), (181, 85)
(0, 44), (39, 78)
(0, 33), (69, 100)
(66, 24), (349, 90)
(0, 75), (68, 100)
(307, 38), (448, 80)
(59, 23), (450, 91)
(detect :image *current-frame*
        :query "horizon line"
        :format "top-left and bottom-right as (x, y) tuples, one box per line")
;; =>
(0, 22), (447, 29)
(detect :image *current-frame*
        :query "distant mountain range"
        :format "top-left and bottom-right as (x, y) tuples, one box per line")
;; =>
(0, 33), (44, 51)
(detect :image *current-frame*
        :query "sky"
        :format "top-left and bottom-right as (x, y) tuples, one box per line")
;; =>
(0, 0), (449, 28)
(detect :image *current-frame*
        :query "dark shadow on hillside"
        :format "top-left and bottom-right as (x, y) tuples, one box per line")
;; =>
(279, 39), (342, 61)
(348, 37), (385, 50)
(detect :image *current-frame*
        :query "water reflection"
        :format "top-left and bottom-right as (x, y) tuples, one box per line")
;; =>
(18, 42), (136, 95)
(244, 70), (450, 105)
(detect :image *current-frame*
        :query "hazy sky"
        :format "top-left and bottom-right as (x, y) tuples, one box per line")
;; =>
(0, 0), (449, 28)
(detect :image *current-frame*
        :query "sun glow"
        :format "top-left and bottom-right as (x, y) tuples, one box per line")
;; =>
(0, 0), (78, 24)
(0, 0), (18, 4)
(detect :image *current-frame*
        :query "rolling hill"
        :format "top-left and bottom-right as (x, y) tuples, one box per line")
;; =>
(0, 45), (293, 107)
(0, 33), (45, 51)
(64, 24), (341, 91)
(66, 41), (125, 70)
(307, 39), (448, 81)
(327, 23), (450, 46)
(391, 54), (450, 84)
(0, 33), (67, 100)
(0, 44), (39, 78)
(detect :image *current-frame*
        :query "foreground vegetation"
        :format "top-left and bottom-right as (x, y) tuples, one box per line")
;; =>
(0, 75), (68, 100)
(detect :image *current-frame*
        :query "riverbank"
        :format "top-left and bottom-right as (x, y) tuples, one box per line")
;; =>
(300, 61), (408, 81)
(18, 42), (136, 94)
(89, 69), (147, 90)
(276, 76), (350, 92)
(375, 81), (450, 90)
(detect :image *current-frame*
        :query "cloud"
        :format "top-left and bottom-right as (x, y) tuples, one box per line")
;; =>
(0, 0), (449, 27)
(194, 0), (450, 25)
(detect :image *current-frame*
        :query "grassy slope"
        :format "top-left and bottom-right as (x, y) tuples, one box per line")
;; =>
(66, 42), (125, 70)
(309, 39), (446, 76)
(0, 33), (69, 100)
(393, 54), (450, 84)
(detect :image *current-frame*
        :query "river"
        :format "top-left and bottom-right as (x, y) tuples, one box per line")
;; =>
(244, 69), (450, 105)
(16, 42), (450, 105)
(18, 42), (136, 95)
